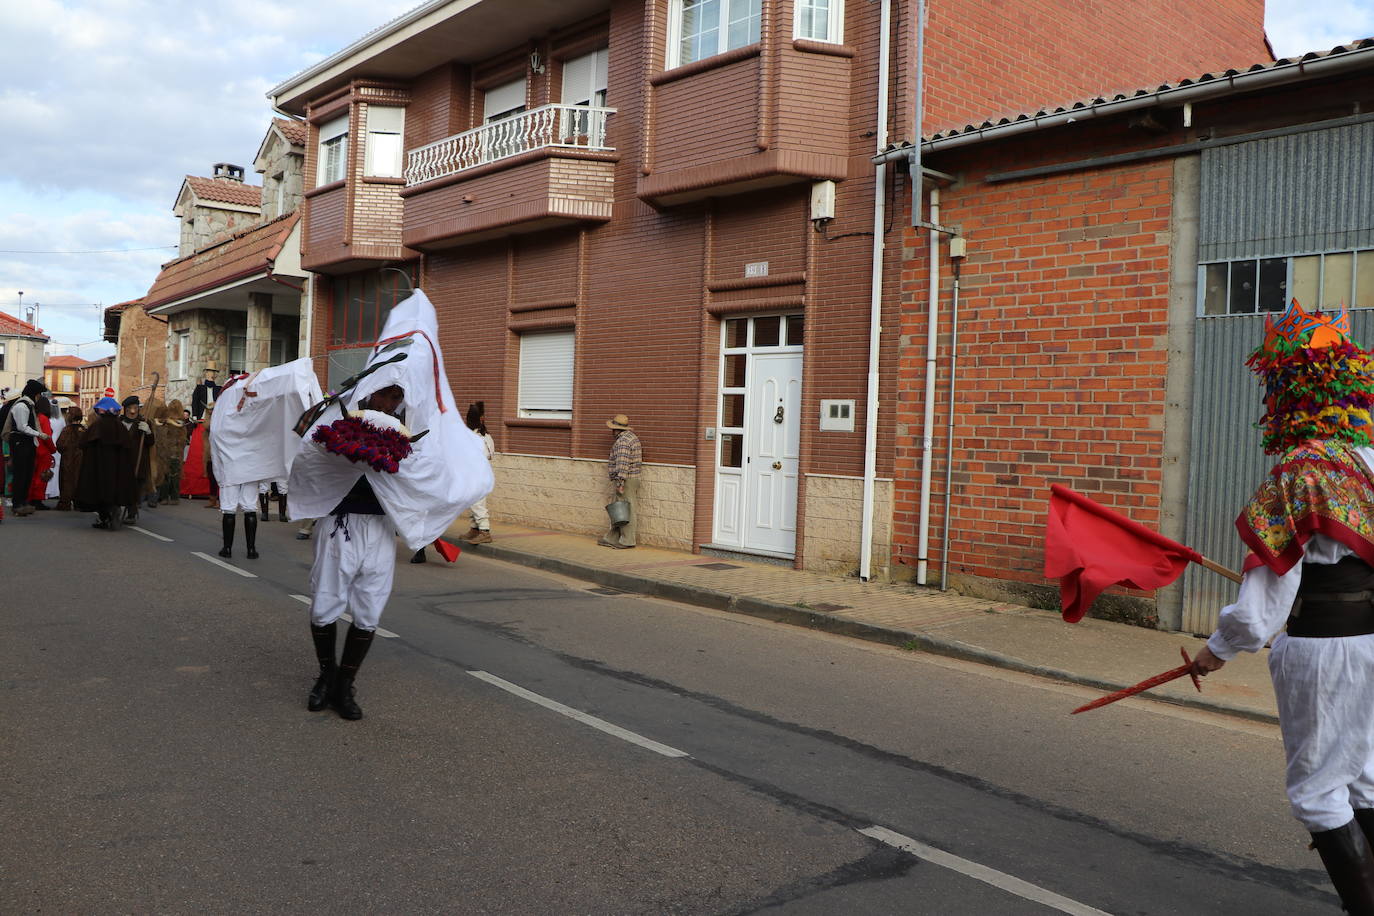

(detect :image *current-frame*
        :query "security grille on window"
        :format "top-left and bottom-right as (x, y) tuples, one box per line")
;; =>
(517, 330), (575, 420)
(365, 106), (405, 178)
(317, 114), (349, 186)
(795, 0), (842, 42)
(669, 0), (761, 69)
(1199, 248), (1374, 316)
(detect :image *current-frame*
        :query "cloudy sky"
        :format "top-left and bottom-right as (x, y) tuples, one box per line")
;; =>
(1, 1), (1371, 360)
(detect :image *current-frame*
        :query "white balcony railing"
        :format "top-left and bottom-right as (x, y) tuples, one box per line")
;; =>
(404, 104), (615, 187)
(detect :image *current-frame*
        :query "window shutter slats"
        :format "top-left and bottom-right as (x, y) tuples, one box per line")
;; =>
(518, 331), (574, 417)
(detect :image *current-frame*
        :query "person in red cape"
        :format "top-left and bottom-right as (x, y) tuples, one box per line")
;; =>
(1192, 299), (1374, 913)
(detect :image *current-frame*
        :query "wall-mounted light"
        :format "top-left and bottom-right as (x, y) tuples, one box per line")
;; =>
(530, 51), (545, 74)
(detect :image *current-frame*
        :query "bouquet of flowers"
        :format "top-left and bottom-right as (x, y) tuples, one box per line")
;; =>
(312, 409), (413, 474)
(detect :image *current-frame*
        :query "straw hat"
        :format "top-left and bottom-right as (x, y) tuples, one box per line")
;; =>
(606, 414), (632, 430)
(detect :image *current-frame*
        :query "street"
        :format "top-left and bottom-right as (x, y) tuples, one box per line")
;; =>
(2, 505), (1336, 914)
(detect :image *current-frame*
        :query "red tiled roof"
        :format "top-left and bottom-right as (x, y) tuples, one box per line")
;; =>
(0, 310), (48, 341)
(274, 117), (307, 147)
(104, 298), (143, 316)
(144, 212), (299, 309)
(45, 355), (88, 369)
(185, 175), (263, 208)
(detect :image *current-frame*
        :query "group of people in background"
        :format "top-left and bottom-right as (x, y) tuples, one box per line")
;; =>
(1, 377), (199, 528)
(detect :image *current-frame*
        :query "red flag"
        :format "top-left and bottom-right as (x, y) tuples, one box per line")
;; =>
(433, 539), (461, 563)
(1044, 485), (1202, 623)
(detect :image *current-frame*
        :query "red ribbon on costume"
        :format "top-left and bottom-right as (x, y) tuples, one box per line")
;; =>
(372, 329), (447, 413)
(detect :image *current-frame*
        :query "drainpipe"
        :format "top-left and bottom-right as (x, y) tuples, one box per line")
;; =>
(860, 0), (893, 582)
(909, 0), (926, 231)
(939, 241), (966, 590)
(916, 187), (940, 584)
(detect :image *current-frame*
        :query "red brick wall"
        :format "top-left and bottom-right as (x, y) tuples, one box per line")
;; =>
(892, 153), (1175, 584)
(922, 0), (1268, 136)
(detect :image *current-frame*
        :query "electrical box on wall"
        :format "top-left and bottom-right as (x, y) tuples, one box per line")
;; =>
(810, 180), (836, 221)
(819, 399), (855, 432)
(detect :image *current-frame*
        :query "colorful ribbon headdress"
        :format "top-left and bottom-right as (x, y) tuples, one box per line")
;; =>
(1249, 298), (1374, 453)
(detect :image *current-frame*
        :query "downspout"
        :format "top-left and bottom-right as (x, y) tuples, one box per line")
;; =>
(916, 186), (940, 584)
(860, 0), (894, 582)
(909, 0), (926, 233)
(939, 249), (963, 590)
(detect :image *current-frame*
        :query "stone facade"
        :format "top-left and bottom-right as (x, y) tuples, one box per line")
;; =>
(256, 123), (306, 221)
(113, 303), (168, 402)
(800, 475), (895, 579)
(166, 310), (237, 406)
(177, 201), (259, 256)
(488, 454), (695, 550)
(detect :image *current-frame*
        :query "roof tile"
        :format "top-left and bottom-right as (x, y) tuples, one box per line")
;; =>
(144, 212), (299, 309)
(185, 175), (263, 208)
(273, 117), (308, 147)
(0, 310), (48, 341)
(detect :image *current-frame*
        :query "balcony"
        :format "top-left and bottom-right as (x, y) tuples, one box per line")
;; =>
(401, 104), (618, 250)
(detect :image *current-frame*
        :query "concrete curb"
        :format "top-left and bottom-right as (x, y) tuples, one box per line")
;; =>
(465, 541), (1280, 726)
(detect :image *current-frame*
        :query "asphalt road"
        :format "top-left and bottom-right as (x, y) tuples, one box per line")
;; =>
(1, 501), (1340, 914)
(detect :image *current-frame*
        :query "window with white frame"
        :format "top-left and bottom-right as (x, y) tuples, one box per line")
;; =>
(317, 114), (349, 186)
(668, 0), (761, 69)
(172, 329), (189, 379)
(560, 48), (609, 142)
(795, 0), (843, 42)
(0, 342), (6, 371)
(1198, 248), (1374, 316)
(365, 106), (405, 178)
(517, 329), (575, 420)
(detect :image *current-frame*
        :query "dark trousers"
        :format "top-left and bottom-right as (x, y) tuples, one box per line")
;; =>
(7, 437), (36, 507)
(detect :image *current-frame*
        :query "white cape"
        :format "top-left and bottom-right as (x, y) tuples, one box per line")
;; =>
(47, 416), (65, 499)
(287, 289), (493, 551)
(209, 357), (323, 487)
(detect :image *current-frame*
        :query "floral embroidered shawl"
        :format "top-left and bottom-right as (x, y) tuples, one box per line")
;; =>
(1237, 439), (1374, 575)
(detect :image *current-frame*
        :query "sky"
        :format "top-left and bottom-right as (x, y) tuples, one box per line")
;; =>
(1, 1), (1371, 362)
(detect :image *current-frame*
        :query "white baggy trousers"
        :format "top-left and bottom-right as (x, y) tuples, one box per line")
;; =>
(309, 513), (396, 631)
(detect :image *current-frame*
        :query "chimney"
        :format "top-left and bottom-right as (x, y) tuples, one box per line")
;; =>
(213, 163), (245, 182)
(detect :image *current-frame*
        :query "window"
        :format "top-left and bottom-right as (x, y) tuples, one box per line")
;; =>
(1199, 248), (1374, 316)
(482, 78), (529, 162)
(365, 106), (405, 178)
(668, 0), (761, 68)
(483, 78), (527, 123)
(560, 49), (610, 142)
(795, 0), (842, 42)
(317, 114), (349, 186)
(0, 342), (7, 371)
(229, 334), (246, 374)
(172, 329), (189, 379)
(330, 265), (416, 347)
(517, 329), (575, 420)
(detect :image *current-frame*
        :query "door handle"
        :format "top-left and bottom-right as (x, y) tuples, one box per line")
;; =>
(773, 405), (785, 424)
(772, 461), (782, 470)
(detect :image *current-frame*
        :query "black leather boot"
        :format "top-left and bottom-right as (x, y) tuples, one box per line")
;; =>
(244, 511), (259, 559)
(218, 513), (235, 557)
(331, 624), (375, 720)
(258, 492), (270, 522)
(1311, 820), (1374, 915)
(308, 622), (337, 711)
(278, 491), (288, 522)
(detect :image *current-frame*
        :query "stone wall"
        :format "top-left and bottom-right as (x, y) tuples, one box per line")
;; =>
(166, 310), (238, 405)
(488, 454), (695, 550)
(257, 130), (304, 222)
(179, 206), (258, 257)
(801, 475), (894, 580)
(114, 304), (168, 401)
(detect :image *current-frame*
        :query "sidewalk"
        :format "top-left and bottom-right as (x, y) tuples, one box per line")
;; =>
(453, 522), (1278, 725)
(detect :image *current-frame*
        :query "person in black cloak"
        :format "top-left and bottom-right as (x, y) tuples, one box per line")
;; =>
(76, 396), (139, 529)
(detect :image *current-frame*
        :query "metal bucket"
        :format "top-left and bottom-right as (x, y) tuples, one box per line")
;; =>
(605, 499), (631, 527)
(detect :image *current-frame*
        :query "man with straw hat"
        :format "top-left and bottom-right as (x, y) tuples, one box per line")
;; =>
(598, 414), (641, 550)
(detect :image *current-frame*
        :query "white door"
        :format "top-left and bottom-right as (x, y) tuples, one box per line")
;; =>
(743, 353), (802, 553)
(712, 314), (803, 555)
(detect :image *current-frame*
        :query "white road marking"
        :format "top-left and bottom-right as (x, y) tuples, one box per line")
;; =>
(468, 670), (689, 759)
(859, 826), (1111, 916)
(191, 551), (258, 578)
(288, 595), (399, 638)
(130, 526), (173, 542)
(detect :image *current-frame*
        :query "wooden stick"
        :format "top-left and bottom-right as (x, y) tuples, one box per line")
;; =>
(1196, 555), (1243, 584)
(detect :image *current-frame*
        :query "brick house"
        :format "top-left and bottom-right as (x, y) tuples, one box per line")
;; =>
(0, 310), (48, 396)
(78, 356), (115, 411)
(102, 299), (168, 403)
(879, 39), (1374, 631)
(144, 121), (309, 406)
(43, 355), (86, 404)
(267, 0), (1266, 573)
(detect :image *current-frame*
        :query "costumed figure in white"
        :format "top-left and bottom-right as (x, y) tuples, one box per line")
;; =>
(208, 359), (322, 559)
(1193, 300), (1374, 913)
(289, 290), (492, 720)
